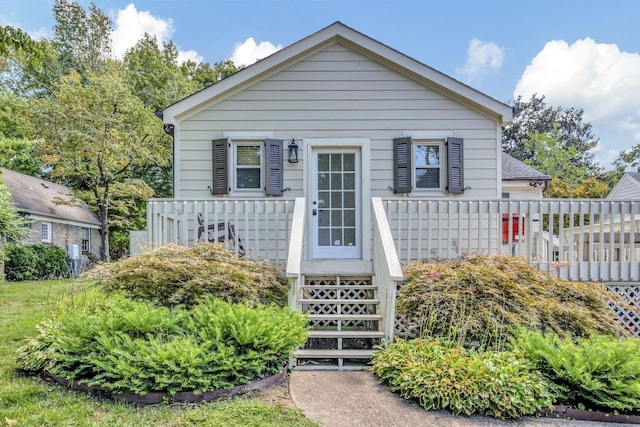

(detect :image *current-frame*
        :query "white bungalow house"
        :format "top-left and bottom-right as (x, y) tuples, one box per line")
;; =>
(148, 22), (639, 366)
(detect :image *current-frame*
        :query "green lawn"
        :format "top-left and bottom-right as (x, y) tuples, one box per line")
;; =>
(0, 280), (316, 427)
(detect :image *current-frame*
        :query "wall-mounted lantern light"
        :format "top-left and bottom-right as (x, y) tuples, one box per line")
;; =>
(288, 139), (299, 163)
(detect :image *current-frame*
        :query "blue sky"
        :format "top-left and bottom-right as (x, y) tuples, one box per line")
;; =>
(2, 0), (639, 169)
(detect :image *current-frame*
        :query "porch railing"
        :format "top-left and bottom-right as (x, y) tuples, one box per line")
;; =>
(286, 198), (306, 309)
(147, 198), (296, 264)
(382, 198), (640, 283)
(371, 198), (404, 341)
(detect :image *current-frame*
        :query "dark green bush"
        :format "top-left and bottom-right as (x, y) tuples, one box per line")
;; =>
(512, 329), (640, 411)
(371, 339), (553, 419)
(4, 244), (70, 281)
(16, 296), (309, 395)
(30, 244), (69, 279)
(398, 255), (628, 349)
(83, 243), (288, 308)
(4, 245), (38, 281)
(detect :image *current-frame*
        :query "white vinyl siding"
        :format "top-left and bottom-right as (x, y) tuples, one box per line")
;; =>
(175, 43), (501, 199)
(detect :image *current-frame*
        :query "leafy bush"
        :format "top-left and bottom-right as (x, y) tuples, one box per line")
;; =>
(512, 329), (640, 411)
(4, 245), (38, 281)
(83, 243), (287, 307)
(16, 296), (308, 395)
(371, 339), (553, 419)
(4, 244), (69, 281)
(399, 255), (627, 349)
(30, 244), (69, 279)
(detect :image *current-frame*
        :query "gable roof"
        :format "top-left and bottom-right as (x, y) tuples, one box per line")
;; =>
(1, 168), (100, 226)
(501, 153), (551, 181)
(607, 171), (640, 199)
(161, 21), (514, 126)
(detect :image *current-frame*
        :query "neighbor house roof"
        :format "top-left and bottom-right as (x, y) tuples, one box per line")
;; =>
(501, 153), (551, 181)
(607, 171), (640, 199)
(161, 21), (514, 126)
(1, 168), (100, 226)
(628, 172), (640, 182)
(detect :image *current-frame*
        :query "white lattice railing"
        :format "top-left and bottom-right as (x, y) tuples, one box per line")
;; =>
(147, 198), (296, 264)
(382, 198), (640, 283)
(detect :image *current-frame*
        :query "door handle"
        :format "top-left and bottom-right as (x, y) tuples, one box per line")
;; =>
(313, 209), (317, 216)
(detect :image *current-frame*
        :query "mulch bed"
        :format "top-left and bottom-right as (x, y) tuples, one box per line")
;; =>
(46, 369), (288, 405)
(541, 405), (640, 424)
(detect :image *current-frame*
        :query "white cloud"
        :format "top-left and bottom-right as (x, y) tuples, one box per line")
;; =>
(457, 38), (504, 83)
(0, 14), (49, 41)
(515, 38), (640, 168)
(229, 37), (282, 67)
(110, 3), (201, 63)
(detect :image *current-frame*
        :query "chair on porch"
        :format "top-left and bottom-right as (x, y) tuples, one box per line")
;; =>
(197, 213), (245, 256)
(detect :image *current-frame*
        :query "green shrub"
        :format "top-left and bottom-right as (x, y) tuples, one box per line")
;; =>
(16, 296), (308, 395)
(4, 245), (38, 281)
(4, 244), (70, 281)
(512, 329), (640, 411)
(398, 255), (627, 349)
(30, 244), (69, 279)
(83, 243), (288, 307)
(371, 339), (553, 419)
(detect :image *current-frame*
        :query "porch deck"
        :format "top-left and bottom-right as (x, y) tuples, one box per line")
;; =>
(146, 197), (640, 357)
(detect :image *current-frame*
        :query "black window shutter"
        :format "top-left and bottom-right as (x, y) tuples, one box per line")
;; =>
(393, 137), (412, 193)
(212, 138), (228, 195)
(446, 137), (464, 194)
(264, 138), (283, 196)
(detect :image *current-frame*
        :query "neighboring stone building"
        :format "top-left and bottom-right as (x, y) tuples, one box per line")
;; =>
(0, 168), (101, 262)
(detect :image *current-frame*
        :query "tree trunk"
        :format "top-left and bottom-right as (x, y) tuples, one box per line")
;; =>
(99, 198), (109, 262)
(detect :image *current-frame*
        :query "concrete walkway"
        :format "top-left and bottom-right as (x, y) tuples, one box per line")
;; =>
(289, 371), (632, 427)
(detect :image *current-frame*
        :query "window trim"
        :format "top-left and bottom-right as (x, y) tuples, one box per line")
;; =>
(230, 139), (265, 195)
(41, 222), (52, 243)
(412, 139), (445, 194)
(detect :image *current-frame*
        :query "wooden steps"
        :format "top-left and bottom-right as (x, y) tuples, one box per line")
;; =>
(292, 272), (382, 370)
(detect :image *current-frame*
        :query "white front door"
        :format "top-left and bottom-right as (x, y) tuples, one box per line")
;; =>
(311, 148), (361, 259)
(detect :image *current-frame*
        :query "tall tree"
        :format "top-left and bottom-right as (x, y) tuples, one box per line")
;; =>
(0, 174), (29, 266)
(52, 0), (111, 78)
(503, 94), (601, 172)
(31, 63), (169, 261)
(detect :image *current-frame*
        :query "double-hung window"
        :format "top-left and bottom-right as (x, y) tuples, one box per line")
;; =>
(41, 222), (52, 243)
(414, 142), (442, 190)
(81, 228), (91, 253)
(234, 142), (263, 191)
(211, 137), (284, 196)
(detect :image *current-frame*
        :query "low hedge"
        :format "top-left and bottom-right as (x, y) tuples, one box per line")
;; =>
(16, 296), (309, 395)
(82, 243), (288, 308)
(4, 244), (69, 281)
(371, 339), (553, 419)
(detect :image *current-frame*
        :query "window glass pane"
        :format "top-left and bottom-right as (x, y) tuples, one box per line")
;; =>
(318, 172), (329, 190)
(415, 145), (440, 167)
(344, 210), (355, 227)
(343, 191), (355, 208)
(330, 154), (342, 171)
(331, 210), (342, 227)
(343, 172), (355, 190)
(344, 154), (355, 171)
(330, 173), (342, 190)
(331, 228), (342, 246)
(317, 192), (329, 209)
(318, 154), (330, 171)
(237, 145), (261, 166)
(416, 168), (440, 188)
(319, 228), (330, 246)
(237, 168), (261, 188)
(344, 228), (356, 246)
(331, 192), (342, 208)
(318, 210), (329, 227)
